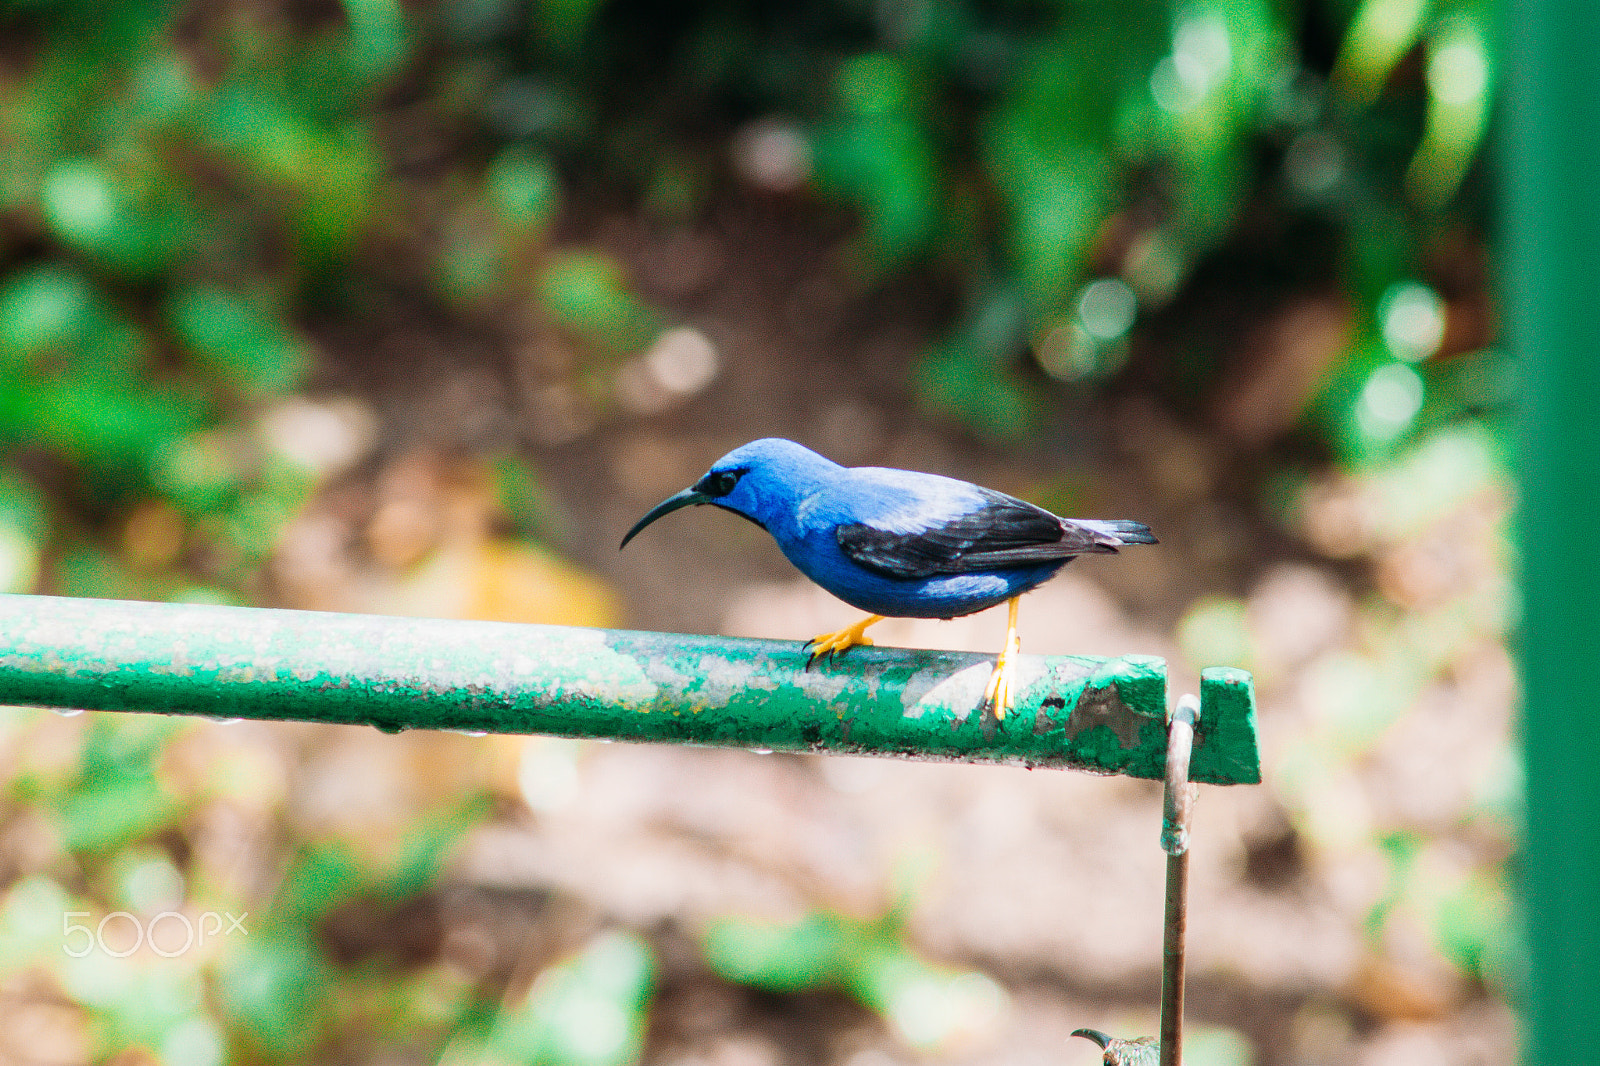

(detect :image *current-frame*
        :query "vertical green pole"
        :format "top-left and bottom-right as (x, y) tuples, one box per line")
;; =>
(1504, 2), (1600, 1062)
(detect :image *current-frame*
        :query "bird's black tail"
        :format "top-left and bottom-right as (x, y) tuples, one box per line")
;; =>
(1080, 519), (1158, 546)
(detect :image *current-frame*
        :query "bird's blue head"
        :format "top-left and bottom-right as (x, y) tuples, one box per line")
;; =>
(619, 438), (838, 549)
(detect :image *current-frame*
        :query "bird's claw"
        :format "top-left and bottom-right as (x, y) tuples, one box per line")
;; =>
(803, 615), (885, 669)
(983, 630), (1021, 720)
(803, 626), (875, 669)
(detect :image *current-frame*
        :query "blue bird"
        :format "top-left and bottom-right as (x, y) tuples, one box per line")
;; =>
(620, 438), (1156, 718)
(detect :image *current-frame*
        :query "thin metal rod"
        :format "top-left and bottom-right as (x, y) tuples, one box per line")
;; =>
(1159, 693), (1200, 1066)
(0, 594), (1259, 781)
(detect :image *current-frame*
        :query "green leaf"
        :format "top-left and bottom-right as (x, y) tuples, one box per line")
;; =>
(1407, 10), (1491, 208)
(834, 53), (916, 117)
(149, 430), (251, 513)
(214, 926), (336, 1057)
(199, 85), (379, 260)
(983, 82), (1117, 309)
(341, 0), (411, 80)
(165, 287), (310, 395)
(482, 932), (656, 1066)
(535, 252), (661, 353)
(1434, 871), (1516, 987)
(913, 334), (1035, 442)
(1333, 0), (1433, 105)
(0, 265), (105, 365)
(488, 147), (561, 231)
(812, 115), (940, 266)
(703, 909), (1004, 1051)
(27, 376), (201, 471)
(57, 768), (184, 853)
(702, 911), (856, 992)
(41, 159), (120, 251)
(385, 795), (489, 898)
(0, 470), (45, 594)
(492, 453), (564, 539)
(40, 160), (189, 277)
(50, 544), (143, 600)
(534, 0), (611, 52)
(275, 841), (369, 922)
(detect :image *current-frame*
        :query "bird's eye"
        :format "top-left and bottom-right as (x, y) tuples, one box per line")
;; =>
(698, 469), (741, 498)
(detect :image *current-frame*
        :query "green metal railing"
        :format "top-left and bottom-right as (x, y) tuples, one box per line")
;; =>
(0, 593), (1257, 784)
(1505, 1), (1600, 1061)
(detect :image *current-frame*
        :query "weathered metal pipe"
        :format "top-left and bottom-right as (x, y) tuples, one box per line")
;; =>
(0, 594), (1258, 784)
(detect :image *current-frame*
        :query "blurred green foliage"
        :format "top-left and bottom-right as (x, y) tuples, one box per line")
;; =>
(445, 932), (655, 1066)
(475, 0), (1495, 448)
(0, 0), (1498, 597)
(703, 904), (1005, 1051)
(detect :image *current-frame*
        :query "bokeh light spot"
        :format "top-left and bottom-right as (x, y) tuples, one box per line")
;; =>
(1077, 278), (1138, 341)
(1428, 37), (1488, 106)
(1357, 362), (1425, 440)
(1379, 281), (1446, 361)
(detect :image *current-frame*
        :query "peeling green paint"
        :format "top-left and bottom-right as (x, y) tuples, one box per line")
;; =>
(1194, 667), (1261, 785)
(0, 594), (1259, 783)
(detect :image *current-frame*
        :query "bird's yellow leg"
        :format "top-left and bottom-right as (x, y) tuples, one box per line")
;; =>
(983, 597), (1022, 719)
(804, 614), (886, 666)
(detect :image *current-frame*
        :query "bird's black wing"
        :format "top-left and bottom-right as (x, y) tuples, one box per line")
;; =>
(836, 487), (1118, 580)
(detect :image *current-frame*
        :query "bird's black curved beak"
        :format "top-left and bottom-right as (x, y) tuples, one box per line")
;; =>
(1070, 1029), (1112, 1050)
(619, 488), (708, 549)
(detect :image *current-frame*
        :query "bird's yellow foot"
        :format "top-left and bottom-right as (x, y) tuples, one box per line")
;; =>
(983, 597), (1023, 720)
(983, 635), (1020, 719)
(804, 614), (885, 667)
